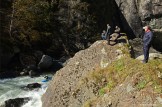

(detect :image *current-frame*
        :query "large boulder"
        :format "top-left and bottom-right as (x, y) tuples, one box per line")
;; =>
(38, 55), (53, 70)
(42, 37), (162, 107)
(42, 36), (132, 107)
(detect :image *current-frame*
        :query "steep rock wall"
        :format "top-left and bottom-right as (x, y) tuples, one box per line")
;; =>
(115, 0), (162, 37)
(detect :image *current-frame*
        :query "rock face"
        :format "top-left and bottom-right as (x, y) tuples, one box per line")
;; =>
(42, 37), (131, 107)
(115, 0), (162, 38)
(38, 55), (53, 69)
(115, 0), (143, 38)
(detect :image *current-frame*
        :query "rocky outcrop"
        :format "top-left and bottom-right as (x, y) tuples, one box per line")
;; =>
(115, 0), (162, 38)
(42, 36), (132, 107)
(138, 0), (162, 29)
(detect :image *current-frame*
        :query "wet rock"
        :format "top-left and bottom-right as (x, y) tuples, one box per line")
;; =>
(22, 83), (41, 90)
(4, 97), (30, 107)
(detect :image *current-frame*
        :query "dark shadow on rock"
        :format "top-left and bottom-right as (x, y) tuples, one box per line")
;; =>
(117, 39), (127, 43)
(152, 31), (162, 52)
(50, 60), (63, 72)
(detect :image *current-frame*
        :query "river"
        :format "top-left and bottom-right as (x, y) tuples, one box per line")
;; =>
(0, 74), (53, 107)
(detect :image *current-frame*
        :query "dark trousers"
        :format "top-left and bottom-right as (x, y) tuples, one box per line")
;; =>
(107, 34), (110, 45)
(143, 45), (151, 63)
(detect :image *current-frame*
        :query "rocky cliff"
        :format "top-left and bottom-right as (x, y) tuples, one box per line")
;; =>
(42, 36), (162, 107)
(115, 0), (162, 37)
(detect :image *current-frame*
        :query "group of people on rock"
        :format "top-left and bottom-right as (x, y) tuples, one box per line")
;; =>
(101, 24), (121, 45)
(101, 24), (153, 63)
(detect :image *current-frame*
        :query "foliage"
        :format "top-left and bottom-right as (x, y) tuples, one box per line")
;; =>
(11, 0), (98, 56)
(1, 0), (120, 59)
(13, 0), (56, 51)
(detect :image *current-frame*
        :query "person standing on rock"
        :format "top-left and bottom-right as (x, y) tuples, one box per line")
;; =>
(142, 26), (153, 63)
(106, 24), (111, 45)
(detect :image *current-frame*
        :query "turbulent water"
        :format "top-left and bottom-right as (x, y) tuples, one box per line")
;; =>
(0, 74), (53, 107)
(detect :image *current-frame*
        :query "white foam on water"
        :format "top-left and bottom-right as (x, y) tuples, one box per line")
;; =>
(0, 74), (52, 107)
(22, 86), (47, 107)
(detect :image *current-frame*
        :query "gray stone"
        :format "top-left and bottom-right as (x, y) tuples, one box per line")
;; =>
(38, 55), (53, 69)
(115, 0), (162, 38)
(136, 53), (162, 61)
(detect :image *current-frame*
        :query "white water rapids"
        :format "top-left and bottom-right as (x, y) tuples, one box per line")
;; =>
(0, 74), (53, 107)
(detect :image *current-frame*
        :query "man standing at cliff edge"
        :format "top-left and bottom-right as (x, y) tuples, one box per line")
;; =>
(142, 26), (153, 63)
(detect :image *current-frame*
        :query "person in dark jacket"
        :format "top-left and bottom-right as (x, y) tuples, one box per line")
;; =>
(142, 26), (153, 63)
